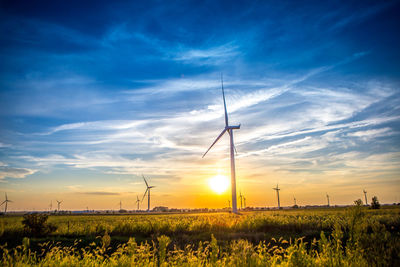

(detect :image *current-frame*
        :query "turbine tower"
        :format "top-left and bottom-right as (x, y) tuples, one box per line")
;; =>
(273, 184), (281, 209)
(119, 200), (122, 210)
(142, 175), (155, 212)
(136, 195), (140, 211)
(228, 199), (231, 208)
(363, 189), (368, 205)
(293, 196), (297, 206)
(243, 196), (246, 209)
(202, 74), (240, 214)
(1, 193), (12, 214)
(239, 191), (243, 210)
(49, 200), (52, 212)
(326, 193), (330, 207)
(56, 200), (62, 212)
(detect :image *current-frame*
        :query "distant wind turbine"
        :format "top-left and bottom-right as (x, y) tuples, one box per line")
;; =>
(202, 74), (240, 214)
(293, 196), (297, 206)
(119, 200), (122, 210)
(142, 175), (155, 212)
(243, 196), (246, 209)
(228, 199), (231, 208)
(56, 200), (62, 212)
(136, 195), (140, 211)
(239, 191), (243, 210)
(363, 189), (368, 205)
(273, 184), (281, 209)
(1, 193), (12, 214)
(326, 193), (330, 207)
(49, 200), (52, 212)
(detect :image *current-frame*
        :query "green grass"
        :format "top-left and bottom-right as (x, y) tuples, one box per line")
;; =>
(1, 206), (399, 266)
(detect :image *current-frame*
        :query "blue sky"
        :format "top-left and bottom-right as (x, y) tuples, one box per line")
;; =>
(0, 0), (399, 210)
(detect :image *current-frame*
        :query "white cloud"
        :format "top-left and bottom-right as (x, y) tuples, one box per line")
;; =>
(0, 167), (37, 179)
(0, 143), (11, 148)
(171, 43), (240, 65)
(348, 127), (392, 140)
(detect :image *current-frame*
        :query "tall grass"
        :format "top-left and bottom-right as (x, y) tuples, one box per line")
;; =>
(1, 206), (399, 266)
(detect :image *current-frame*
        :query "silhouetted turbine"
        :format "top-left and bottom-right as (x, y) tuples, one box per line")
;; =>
(142, 175), (155, 212)
(202, 74), (240, 214)
(1, 193), (12, 214)
(363, 189), (368, 205)
(273, 184), (281, 209)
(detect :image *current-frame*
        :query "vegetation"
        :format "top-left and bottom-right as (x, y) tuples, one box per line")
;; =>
(22, 213), (57, 237)
(371, 196), (381, 209)
(1, 206), (399, 266)
(354, 199), (363, 206)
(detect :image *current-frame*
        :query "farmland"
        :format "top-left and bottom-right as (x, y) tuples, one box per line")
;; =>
(1, 206), (399, 266)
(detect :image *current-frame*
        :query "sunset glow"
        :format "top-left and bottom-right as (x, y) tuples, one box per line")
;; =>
(0, 1), (399, 211)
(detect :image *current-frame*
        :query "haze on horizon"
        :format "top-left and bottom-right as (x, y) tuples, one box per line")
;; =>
(0, 0), (399, 211)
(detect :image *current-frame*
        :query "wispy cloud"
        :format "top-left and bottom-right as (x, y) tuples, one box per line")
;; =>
(171, 43), (240, 65)
(348, 127), (393, 140)
(0, 166), (36, 179)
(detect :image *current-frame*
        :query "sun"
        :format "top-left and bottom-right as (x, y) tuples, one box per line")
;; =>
(208, 175), (230, 194)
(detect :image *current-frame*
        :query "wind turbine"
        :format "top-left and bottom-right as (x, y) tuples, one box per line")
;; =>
(119, 200), (122, 210)
(142, 175), (155, 212)
(363, 189), (368, 205)
(243, 196), (246, 209)
(56, 200), (62, 212)
(202, 74), (240, 214)
(239, 191), (243, 210)
(326, 193), (330, 207)
(135, 195), (140, 211)
(293, 196), (297, 206)
(228, 199), (231, 208)
(273, 184), (281, 209)
(49, 200), (53, 212)
(1, 193), (12, 214)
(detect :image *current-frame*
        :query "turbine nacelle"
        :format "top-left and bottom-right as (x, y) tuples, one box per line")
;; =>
(227, 125), (240, 130)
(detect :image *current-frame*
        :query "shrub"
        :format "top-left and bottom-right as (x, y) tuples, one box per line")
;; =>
(22, 213), (57, 237)
(354, 199), (363, 206)
(371, 196), (380, 209)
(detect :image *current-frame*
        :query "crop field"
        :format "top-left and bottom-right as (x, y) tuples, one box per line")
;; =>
(1, 206), (399, 266)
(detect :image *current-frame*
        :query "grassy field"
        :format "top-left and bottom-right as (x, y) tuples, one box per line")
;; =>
(1, 206), (399, 266)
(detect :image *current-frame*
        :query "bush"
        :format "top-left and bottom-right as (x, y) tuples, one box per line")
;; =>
(354, 199), (363, 206)
(371, 196), (380, 209)
(22, 213), (57, 237)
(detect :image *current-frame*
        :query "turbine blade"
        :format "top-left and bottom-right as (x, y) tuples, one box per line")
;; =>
(0, 200), (5, 206)
(202, 128), (227, 158)
(141, 188), (149, 202)
(221, 74), (229, 127)
(142, 175), (149, 187)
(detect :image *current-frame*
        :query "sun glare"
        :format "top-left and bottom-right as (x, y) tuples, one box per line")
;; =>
(208, 175), (229, 194)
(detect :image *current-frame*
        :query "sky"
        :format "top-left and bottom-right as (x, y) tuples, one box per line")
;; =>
(0, 0), (399, 211)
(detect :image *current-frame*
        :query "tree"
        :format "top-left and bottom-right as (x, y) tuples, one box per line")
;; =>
(371, 196), (380, 209)
(22, 213), (57, 237)
(354, 199), (363, 206)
